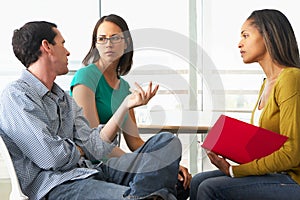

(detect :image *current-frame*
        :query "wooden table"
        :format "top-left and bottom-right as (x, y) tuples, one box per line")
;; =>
(137, 124), (209, 134)
(137, 124), (210, 174)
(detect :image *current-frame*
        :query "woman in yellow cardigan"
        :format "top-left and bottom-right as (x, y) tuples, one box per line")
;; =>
(190, 9), (300, 199)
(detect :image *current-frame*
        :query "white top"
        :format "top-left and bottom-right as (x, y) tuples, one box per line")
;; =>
(253, 105), (263, 126)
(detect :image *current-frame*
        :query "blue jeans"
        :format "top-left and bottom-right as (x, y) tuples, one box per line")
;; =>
(190, 169), (300, 200)
(47, 132), (182, 200)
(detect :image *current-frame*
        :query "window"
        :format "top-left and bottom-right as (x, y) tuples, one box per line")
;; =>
(0, 0), (100, 90)
(101, 0), (300, 123)
(101, 0), (205, 126)
(1, 0), (299, 173)
(100, 0), (300, 172)
(2, 1), (299, 124)
(201, 0), (300, 121)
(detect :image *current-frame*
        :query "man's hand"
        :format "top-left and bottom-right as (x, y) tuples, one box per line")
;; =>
(178, 165), (192, 189)
(207, 151), (230, 176)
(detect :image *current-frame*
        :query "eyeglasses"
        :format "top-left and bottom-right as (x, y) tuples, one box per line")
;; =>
(96, 35), (124, 44)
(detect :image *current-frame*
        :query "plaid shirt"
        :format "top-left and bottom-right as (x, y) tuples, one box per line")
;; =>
(0, 69), (116, 200)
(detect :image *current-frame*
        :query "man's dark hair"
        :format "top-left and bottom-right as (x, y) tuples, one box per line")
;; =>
(12, 21), (57, 68)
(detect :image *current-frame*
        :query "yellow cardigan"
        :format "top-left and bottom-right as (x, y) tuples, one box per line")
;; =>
(232, 67), (300, 184)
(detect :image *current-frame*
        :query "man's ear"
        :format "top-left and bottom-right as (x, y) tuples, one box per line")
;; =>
(41, 39), (51, 53)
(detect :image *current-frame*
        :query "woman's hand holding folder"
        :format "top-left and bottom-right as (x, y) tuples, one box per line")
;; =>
(206, 150), (230, 176)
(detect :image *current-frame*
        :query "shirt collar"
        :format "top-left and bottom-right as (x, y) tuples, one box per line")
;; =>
(20, 69), (65, 99)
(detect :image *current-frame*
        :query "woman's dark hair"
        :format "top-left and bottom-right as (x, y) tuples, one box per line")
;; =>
(12, 21), (57, 68)
(247, 9), (300, 68)
(82, 14), (133, 78)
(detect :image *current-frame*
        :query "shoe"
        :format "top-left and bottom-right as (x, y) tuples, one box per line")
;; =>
(176, 180), (190, 200)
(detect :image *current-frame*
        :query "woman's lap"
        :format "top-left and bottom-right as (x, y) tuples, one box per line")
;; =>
(190, 170), (300, 200)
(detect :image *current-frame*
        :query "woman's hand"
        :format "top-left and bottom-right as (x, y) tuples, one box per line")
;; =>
(207, 151), (231, 176)
(127, 81), (159, 109)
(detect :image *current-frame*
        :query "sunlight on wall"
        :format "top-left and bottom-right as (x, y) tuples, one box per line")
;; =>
(0, 0), (99, 71)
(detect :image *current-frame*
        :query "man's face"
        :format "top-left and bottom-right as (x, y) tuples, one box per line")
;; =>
(50, 28), (70, 75)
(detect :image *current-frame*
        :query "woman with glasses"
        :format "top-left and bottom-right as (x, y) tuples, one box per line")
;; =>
(70, 14), (191, 199)
(190, 9), (300, 200)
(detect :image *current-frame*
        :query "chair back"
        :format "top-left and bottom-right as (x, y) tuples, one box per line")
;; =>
(0, 136), (28, 200)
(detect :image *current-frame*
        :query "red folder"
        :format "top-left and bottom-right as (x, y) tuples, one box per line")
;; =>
(201, 114), (288, 164)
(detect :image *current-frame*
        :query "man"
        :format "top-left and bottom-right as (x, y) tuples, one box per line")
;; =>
(0, 21), (182, 200)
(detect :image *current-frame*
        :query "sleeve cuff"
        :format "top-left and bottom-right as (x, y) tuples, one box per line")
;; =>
(229, 165), (234, 177)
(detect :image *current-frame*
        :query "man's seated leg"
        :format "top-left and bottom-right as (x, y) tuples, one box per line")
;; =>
(47, 175), (129, 200)
(102, 132), (182, 199)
